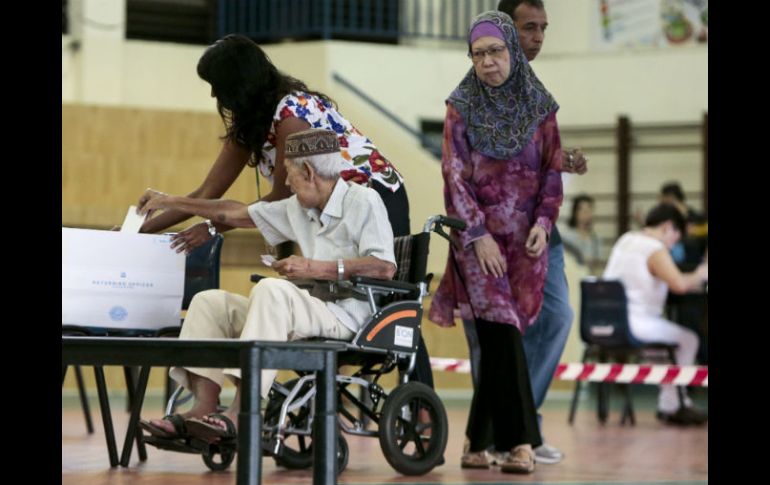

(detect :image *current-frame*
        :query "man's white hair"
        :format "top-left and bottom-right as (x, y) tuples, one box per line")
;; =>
(289, 152), (345, 180)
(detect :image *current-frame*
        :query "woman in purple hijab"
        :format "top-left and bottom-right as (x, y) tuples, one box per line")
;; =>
(428, 10), (563, 474)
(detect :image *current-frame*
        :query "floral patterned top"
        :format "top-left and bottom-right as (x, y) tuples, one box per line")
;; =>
(259, 92), (404, 192)
(428, 103), (564, 334)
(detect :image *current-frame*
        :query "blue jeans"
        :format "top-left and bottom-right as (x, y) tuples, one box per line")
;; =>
(522, 242), (573, 431)
(462, 242), (574, 436)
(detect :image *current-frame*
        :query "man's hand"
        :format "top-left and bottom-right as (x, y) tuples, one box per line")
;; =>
(273, 255), (314, 279)
(525, 225), (548, 258)
(473, 234), (507, 278)
(137, 188), (172, 217)
(563, 147), (588, 175)
(170, 222), (213, 254)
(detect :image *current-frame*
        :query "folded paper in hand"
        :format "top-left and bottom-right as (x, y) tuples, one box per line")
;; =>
(62, 227), (186, 331)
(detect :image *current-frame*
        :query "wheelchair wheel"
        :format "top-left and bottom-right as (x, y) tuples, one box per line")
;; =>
(274, 434), (349, 474)
(273, 439), (312, 470)
(202, 446), (236, 471)
(378, 381), (448, 476)
(336, 434), (349, 473)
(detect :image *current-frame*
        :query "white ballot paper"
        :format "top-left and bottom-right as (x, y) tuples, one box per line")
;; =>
(121, 205), (147, 233)
(62, 228), (186, 331)
(261, 254), (277, 267)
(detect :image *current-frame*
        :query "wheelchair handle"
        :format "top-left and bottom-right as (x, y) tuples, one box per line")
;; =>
(422, 214), (466, 233)
(437, 216), (466, 231)
(423, 215), (466, 251)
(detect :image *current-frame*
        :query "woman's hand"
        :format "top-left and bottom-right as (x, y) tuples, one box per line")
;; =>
(473, 234), (506, 278)
(170, 222), (212, 254)
(525, 225), (548, 258)
(137, 188), (171, 217)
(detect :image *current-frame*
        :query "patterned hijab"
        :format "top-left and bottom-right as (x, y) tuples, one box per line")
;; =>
(448, 11), (558, 160)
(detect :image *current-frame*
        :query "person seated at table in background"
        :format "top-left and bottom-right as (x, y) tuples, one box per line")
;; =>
(658, 181), (707, 270)
(658, 181), (708, 363)
(136, 129), (396, 441)
(602, 202), (708, 426)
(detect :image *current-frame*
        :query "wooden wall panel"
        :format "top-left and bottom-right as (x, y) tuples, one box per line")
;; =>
(62, 104), (270, 228)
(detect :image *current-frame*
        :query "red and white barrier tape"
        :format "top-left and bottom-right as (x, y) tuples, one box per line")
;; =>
(555, 363), (708, 387)
(429, 357), (473, 374)
(429, 358), (708, 387)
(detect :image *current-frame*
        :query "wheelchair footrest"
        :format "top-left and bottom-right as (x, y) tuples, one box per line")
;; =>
(143, 434), (238, 454)
(264, 436), (283, 456)
(143, 435), (202, 454)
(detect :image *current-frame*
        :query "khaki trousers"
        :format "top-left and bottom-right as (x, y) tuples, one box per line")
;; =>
(169, 278), (354, 398)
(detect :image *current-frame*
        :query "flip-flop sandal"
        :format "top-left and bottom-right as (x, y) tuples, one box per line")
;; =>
(185, 413), (237, 441)
(139, 414), (187, 439)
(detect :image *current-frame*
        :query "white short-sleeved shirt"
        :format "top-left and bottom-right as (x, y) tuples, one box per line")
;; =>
(247, 178), (396, 332)
(602, 231), (669, 318)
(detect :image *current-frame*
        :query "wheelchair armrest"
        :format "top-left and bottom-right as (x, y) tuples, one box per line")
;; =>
(250, 274), (317, 290)
(349, 276), (419, 295)
(288, 279), (317, 289)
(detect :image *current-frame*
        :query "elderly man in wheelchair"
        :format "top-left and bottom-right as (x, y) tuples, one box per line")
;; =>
(135, 128), (454, 475)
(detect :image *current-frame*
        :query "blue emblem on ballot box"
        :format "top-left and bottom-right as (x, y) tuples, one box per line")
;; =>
(109, 306), (128, 321)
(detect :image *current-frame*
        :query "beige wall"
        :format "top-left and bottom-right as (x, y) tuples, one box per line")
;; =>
(62, 104), (261, 228)
(62, 37), (707, 123)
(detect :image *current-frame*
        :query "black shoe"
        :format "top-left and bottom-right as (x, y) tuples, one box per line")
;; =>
(656, 406), (708, 426)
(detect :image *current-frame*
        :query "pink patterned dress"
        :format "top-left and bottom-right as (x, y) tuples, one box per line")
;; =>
(428, 103), (563, 334)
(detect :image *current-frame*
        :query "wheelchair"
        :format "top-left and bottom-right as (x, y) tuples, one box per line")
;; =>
(142, 214), (465, 476)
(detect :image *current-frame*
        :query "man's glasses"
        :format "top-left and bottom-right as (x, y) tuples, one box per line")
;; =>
(468, 44), (508, 63)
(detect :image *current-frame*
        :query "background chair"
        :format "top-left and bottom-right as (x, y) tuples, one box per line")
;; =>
(567, 278), (682, 426)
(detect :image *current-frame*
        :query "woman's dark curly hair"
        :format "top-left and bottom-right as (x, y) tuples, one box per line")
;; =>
(197, 34), (335, 167)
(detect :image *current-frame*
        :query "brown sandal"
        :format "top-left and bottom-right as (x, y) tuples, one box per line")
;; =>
(500, 445), (535, 474)
(138, 414), (187, 439)
(185, 413), (237, 442)
(460, 450), (490, 469)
